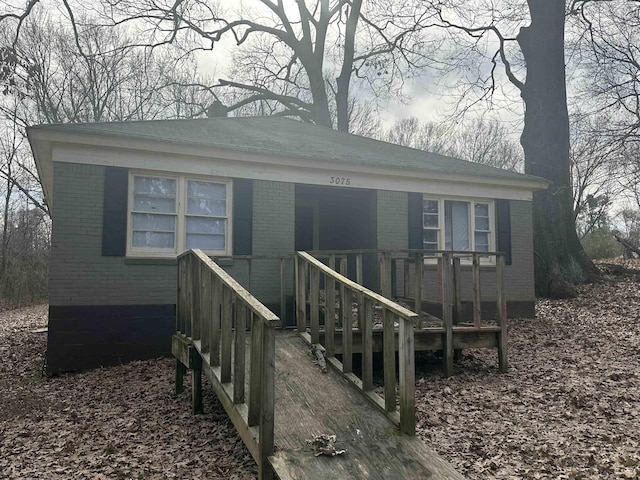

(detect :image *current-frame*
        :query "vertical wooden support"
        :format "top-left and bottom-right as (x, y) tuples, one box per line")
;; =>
(325, 255), (336, 358)
(361, 296), (373, 392)
(340, 258), (352, 373)
(473, 253), (482, 327)
(248, 317), (263, 427)
(185, 255), (192, 337)
(192, 258), (201, 341)
(356, 253), (363, 286)
(398, 315), (416, 435)
(452, 256), (462, 325)
(221, 287), (232, 383)
(175, 359), (186, 395)
(279, 257), (286, 328)
(247, 258), (253, 293)
(210, 275), (222, 367)
(258, 324), (275, 480)
(192, 367), (203, 414)
(441, 253), (454, 377)
(201, 268), (211, 353)
(380, 252), (392, 298)
(383, 310), (396, 412)
(233, 302), (246, 404)
(338, 257), (348, 328)
(176, 257), (184, 334)
(296, 258), (308, 334)
(310, 267), (320, 344)
(496, 255), (508, 372)
(414, 252), (423, 318)
(452, 256), (463, 362)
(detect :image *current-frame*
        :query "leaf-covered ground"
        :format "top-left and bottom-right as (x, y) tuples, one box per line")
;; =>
(1, 260), (639, 479)
(0, 305), (257, 480)
(416, 260), (640, 479)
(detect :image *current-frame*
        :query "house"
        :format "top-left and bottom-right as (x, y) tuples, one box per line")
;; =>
(28, 116), (548, 373)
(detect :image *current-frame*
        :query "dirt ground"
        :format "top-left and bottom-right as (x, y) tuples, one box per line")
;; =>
(0, 260), (639, 479)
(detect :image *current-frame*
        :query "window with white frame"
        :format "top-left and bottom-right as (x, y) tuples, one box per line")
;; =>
(422, 197), (494, 252)
(128, 173), (231, 256)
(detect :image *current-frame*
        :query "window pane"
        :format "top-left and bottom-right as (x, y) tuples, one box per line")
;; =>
(474, 203), (489, 217)
(424, 230), (438, 243)
(186, 217), (226, 235)
(187, 181), (226, 216)
(187, 234), (225, 250)
(133, 177), (176, 213)
(445, 201), (470, 250)
(132, 213), (175, 231)
(475, 203), (490, 231)
(423, 199), (438, 214)
(132, 231), (175, 248)
(475, 232), (489, 252)
(423, 213), (438, 228)
(475, 216), (489, 231)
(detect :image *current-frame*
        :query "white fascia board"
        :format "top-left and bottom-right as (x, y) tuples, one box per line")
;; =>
(51, 142), (542, 201)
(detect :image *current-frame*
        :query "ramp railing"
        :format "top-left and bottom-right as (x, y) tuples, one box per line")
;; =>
(296, 251), (418, 435)
(174, 249), (277, 480)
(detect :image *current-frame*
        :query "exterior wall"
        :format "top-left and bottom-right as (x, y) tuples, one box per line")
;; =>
(248, 180), (295, 308)
(50, 162), (176, 306)
(47, 161), (535, 371)
(377, 190), (408, 249)
(47, 164), (296, 371)
(48, 162), (176, 372)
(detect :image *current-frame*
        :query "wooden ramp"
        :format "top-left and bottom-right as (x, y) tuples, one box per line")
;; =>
(174, 249), (467, 479)
(269, 332), (464, 480)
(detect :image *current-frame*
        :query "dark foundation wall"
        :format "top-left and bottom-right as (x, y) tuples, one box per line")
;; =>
(47, 305), (175, 373)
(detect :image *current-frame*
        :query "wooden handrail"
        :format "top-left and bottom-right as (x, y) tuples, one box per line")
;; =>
(176, 249), (277, 480)
(296, 251), (418, 435)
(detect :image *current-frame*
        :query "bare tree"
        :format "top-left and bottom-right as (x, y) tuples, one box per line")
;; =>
(383, 116), (523, 171)
(570, 113), (622, 239)
(94, 0), (441, 132)
(572, 1), (640, 147)
(422, 0), (604, 297)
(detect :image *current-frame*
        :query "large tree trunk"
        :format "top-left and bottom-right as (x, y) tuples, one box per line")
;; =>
(518, 0), (597, 298)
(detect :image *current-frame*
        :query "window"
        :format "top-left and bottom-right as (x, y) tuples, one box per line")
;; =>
(128, 173), (231, 256)
(422, 197), (494, 253)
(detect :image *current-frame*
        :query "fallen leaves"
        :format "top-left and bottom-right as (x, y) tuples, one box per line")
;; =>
(415, 259), (640, 479)
(0, 305), (256, 479)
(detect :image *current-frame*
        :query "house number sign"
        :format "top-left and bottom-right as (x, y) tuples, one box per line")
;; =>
(329, 176), (351, 185)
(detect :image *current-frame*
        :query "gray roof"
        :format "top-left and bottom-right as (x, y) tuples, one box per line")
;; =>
(29, 116), (544, 184)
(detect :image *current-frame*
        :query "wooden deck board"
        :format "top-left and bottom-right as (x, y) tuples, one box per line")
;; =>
(269, 332), (465, 480)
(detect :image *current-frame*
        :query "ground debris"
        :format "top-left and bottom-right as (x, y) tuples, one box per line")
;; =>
(310, 344), (327, 373)
(305, 434), (346, 457)
(414, 259), (640, 479)
(0, 305), (257, 479)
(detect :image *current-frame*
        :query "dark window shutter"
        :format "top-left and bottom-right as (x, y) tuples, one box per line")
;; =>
(496, 199), (512, 265)
(102, 167), (128, 256)
(233, 179), (253, 255)
(408, 192), (423, 249)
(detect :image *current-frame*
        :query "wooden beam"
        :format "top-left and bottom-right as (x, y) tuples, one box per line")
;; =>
(398, 315), (416, 435)
(473, 253), (482, 328)
(361, 296), (373, 392)
(496, 255), (508, 372)
(441, 253), (454, 377)
(221, 287), (232, 384)
(383, 310), (396, 413)
(259, 325), (275, 480)
(310, 267), (320, 344)
(234, 302), (247, 404)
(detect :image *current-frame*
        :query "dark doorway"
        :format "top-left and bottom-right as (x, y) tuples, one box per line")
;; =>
(295, 185), (377, 287)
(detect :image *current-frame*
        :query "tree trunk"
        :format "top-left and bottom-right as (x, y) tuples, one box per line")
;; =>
(335, 0), (362, 132)
(518, 0), (597, 298)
